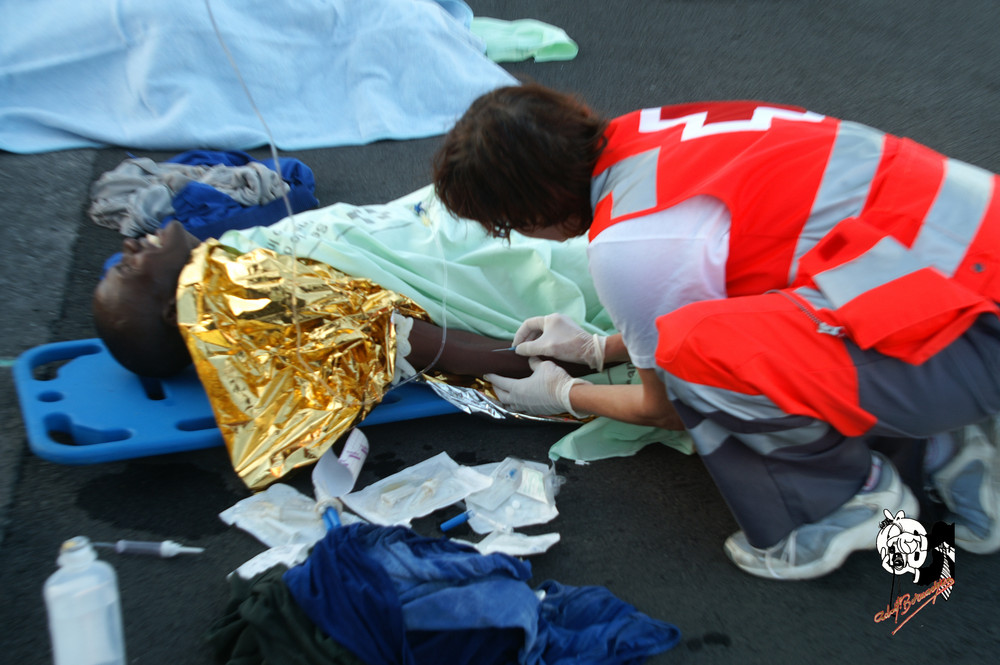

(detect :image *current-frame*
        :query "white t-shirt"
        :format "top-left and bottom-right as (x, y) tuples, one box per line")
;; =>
(586, 195), (731, 368)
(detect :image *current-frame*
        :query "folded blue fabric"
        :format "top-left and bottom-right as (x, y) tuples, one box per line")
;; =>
(283, 523), (681, 665)
(102, 150), (318, 275)
(167, 150), (319, 240)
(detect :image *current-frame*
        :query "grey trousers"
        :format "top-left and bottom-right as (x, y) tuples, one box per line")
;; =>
(661, 314), (1000, 548)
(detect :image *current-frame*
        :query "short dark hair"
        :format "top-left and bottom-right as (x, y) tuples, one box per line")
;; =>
(92, 290), (191, 378)
(433, 83), (608, 239)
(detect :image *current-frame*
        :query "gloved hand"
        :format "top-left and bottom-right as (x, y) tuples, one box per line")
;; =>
(485, 357), (591, 417)
(513, 313), (607, 371)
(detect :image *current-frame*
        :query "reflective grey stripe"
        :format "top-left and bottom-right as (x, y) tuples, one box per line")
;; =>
(911, 159), (994, 273)
(791, 286), (834, 311)
(665, 370), (828, 455)
(788, 122), (885, 284)
(591, 147), (660, 219)
(813, 157), (994, 307)
(813, 236), (920, 307)
(686, 417), (732, 456)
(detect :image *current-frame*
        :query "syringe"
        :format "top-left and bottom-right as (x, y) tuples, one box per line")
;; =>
(92, 540), (205, 558)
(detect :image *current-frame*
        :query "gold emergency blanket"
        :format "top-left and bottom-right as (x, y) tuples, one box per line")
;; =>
(176, 240), (429, 490)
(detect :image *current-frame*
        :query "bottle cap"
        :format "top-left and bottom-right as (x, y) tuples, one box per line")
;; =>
(57, 536), (97, 567)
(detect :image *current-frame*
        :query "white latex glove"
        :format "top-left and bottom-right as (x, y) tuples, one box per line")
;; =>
(485, 357), (591, 417)
(512, 313), (607, 371)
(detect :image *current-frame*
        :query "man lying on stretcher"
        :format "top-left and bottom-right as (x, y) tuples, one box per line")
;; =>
(92, 219), (587, 381)
(90, 179), (613, 377)
(88, 188), (611, 487)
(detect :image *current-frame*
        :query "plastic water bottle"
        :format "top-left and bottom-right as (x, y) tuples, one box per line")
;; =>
(43, 536), (126, 665)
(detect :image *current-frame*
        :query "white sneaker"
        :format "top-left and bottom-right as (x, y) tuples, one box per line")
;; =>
(932, 423), (1000, 554)
(724, 453), (918, 580)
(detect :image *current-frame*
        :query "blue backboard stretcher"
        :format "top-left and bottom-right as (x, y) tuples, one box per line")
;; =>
(13, 339), (459, 465)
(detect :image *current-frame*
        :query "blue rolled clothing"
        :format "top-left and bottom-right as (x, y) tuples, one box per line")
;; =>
(283, 523), (681, 665)
(166, 150), (319, 240)
(101, 149), (318, 275)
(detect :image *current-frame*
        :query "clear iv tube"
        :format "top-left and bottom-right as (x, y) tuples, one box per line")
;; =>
(204, 0), (309, 363)
(399, 205), (449, 386)
(205, 0), (449, 403)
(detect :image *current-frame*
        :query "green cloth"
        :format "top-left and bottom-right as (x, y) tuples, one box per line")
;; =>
(206, 565), (366, 665)
(221, 186), (610, 341)
(550, 363), (694, 461)
(550, 415), (693, 462)
(471, 17), (579, 63)
(220, 186), (693, 461)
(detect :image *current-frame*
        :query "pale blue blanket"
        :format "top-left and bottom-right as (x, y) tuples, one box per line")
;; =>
(0, 0), (515, 153)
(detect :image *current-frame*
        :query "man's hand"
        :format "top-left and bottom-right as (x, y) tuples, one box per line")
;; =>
(513, 313), (606, 371)
(485, 357), (590, 417)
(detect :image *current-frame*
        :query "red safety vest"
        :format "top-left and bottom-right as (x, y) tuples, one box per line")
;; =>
(591, 101), (1000, 364)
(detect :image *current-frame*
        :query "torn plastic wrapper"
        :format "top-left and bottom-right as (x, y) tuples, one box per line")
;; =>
(465, 459), (562, 534)
(341, 452), (492, 527)
(232, 543), (312, 580)
(313, 429), (369, 503)
(218, 484), (328, 548)
(452, 531), (561, 557)
(219, 483), (367, 579)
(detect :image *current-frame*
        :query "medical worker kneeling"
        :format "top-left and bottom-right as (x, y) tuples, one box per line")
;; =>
(432, 83), (1000, 580)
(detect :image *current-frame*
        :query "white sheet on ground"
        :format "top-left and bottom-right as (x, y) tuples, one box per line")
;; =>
(0, 0), (515, 153)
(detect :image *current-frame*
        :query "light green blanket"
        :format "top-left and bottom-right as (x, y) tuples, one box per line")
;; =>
(220, 186), (692, 461)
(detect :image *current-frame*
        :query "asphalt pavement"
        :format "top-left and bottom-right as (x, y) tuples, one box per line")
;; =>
(2, 2), (1000, 663)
